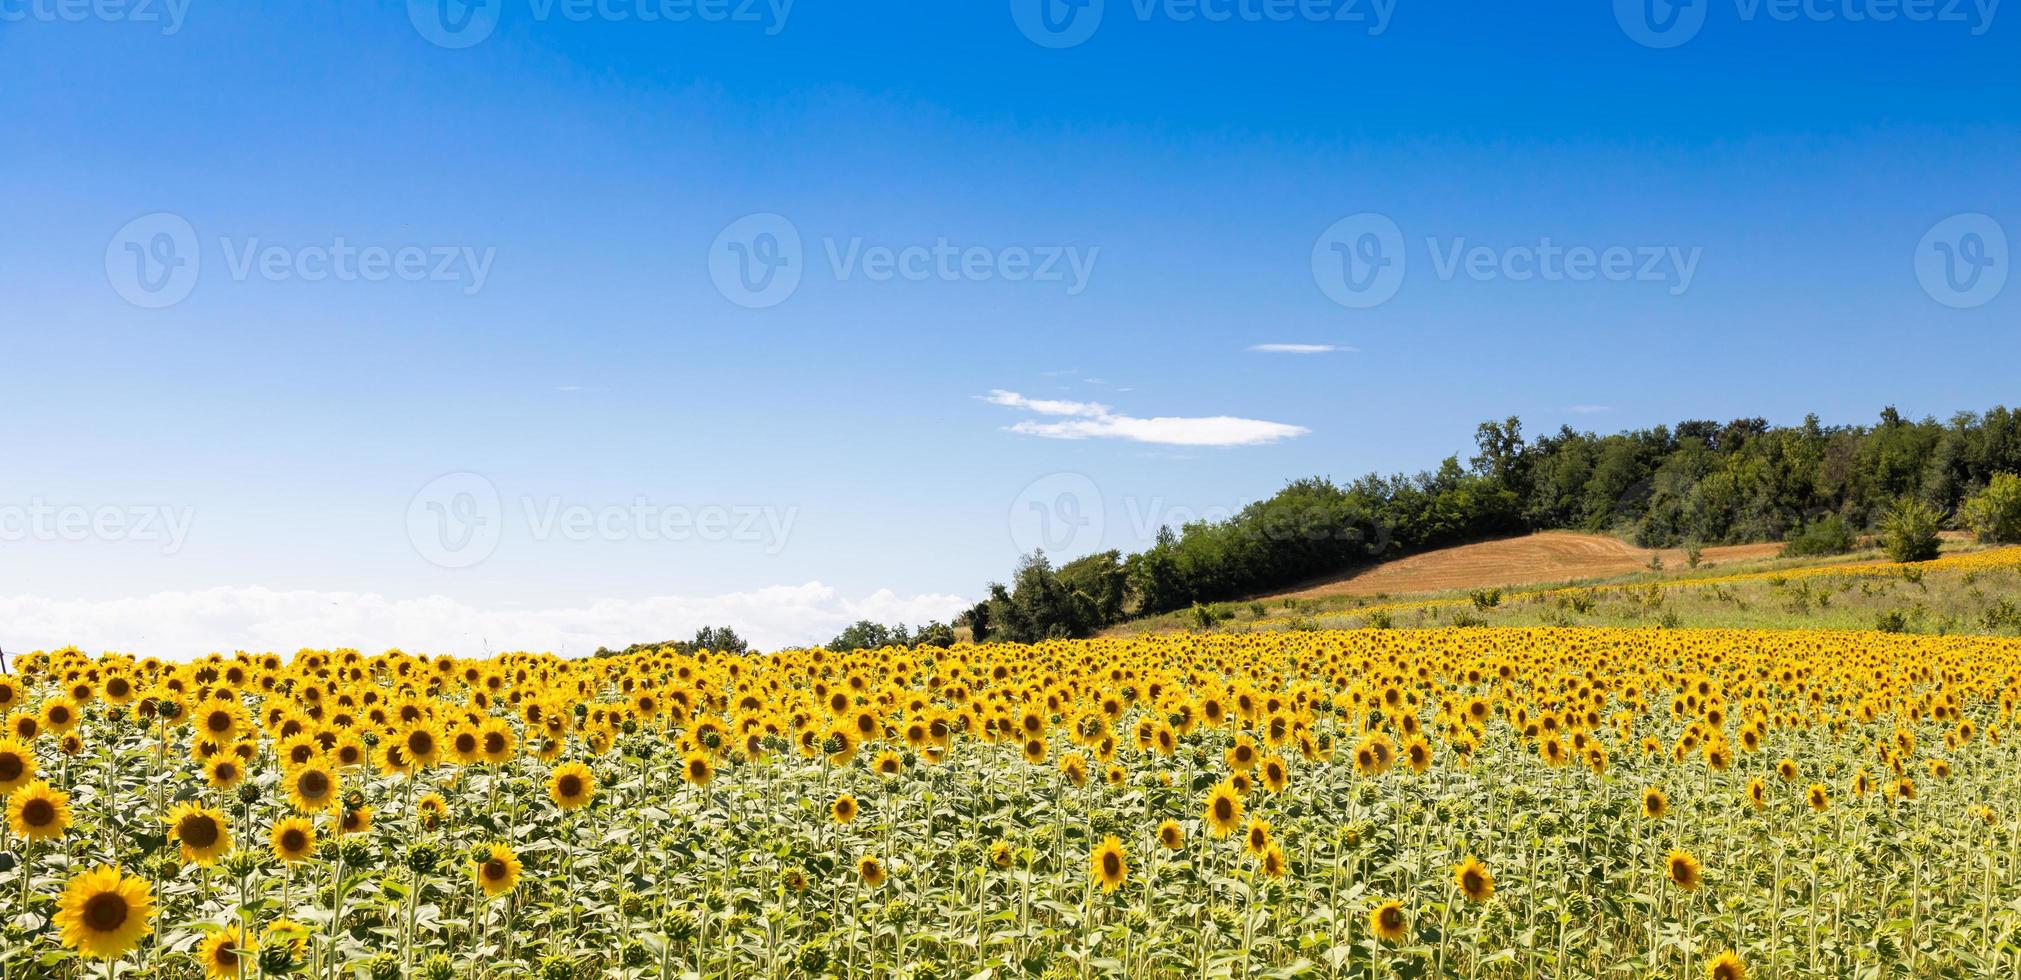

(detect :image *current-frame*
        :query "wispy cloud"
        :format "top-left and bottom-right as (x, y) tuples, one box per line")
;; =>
(1246, 343), (1356, 354)
(0, 584), (970, 660)
(983, 389), (1307, 447)
(1566, 404), (1613, 414)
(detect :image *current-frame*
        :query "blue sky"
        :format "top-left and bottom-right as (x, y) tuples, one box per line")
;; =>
(1, 0), (2015, 654)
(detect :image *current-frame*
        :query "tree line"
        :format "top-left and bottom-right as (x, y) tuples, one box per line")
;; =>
(956, 404), (2021, 642)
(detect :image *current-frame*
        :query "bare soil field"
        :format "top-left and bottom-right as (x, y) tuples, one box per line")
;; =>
(1266, 531), (1785, 601)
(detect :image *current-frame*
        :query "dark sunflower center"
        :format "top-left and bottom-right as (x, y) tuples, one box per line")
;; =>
(1380, 908), (1402, 929)
(84, 892), (129, 932)
(558, 775), (583, 797)
(455, 734), (477, 753)
(1214, 799), (1233, 820)
(299, 771), (330, 798)
(281, 829), (307, 851)
(408, 733), (434, 755)
(1102, 853), (1121, 876)
(483, 733), (506, 753)
(484, 859), (507, 880)
(207, 712), (230, 732)
(179, 815), (220, 849)
(0, 755), (22, 781)
(22, 798), (55, 826)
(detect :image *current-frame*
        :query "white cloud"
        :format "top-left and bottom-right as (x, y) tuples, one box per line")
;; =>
(0, 584), (970, 661)
(984, 389), (1308, 447)
(1246, 343), (1355, 354)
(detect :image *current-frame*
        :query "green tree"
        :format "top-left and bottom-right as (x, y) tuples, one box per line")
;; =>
(1961, 473), (2021, 543)
(1879, 497), (1943, 563)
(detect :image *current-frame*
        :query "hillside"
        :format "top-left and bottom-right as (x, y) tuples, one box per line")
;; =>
(1108, 534), (2017, 637)
(1256, 531), (1784, 602)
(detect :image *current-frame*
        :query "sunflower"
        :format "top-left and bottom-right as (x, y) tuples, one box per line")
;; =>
(1368, 899), (1409, 942)
(166, 801), (232, 866)
(286, 763), (339, 813)
(7, 779), (72, 841)
(205, 755), (246, 791)
(417, 792), (449, 830)
(339, 806), (372, 836)
(54, 865), (154, 959)
(1745, 777), (1767, 810)
(398, 723), (442, 770)
(873, 750), (904, 777)
(0, 736), (35, 793)
(1665, 849), (1703, 891)
(1454, 855), (1494, 902)
(1157, 818), (1186, 851)
(1203, 780), (1244, 837)
(479, 719), (516, 764)
(40, 696), (81, 734)
(196, 925), (256, 979)
(681, 751), (714, 787)
(1244, 817), (1272, 858)
(1260, 755), (1289, 792)
(1258, 843), (1288, 879)
(1641, 786), (1668, 820)
(988, 841), (1013, 869)
(474, 842), (522, 898)
(1806, 783), (1829, 812)
(1707, 950), (1746, 980)
(270, 817), (317, 863)
(856, 855), (887, 887)
(1060, 752), (1088, 787)
(261, 918), (311, 967)
(1089, 835), (1128, 893)
(831, 793), (859, 824)
(548, 760), (596, 809)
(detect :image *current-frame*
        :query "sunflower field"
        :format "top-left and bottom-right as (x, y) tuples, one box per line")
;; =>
(4, 627), (2021, 979)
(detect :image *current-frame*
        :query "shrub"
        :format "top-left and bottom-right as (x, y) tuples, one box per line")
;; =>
(1469, 587), (1502, 610)
(1875, 610), (1909, 633)
(1781, 515), (1857, 558)
(1879, 498), (1943, 563)
(1962, 473), (2021, 544)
